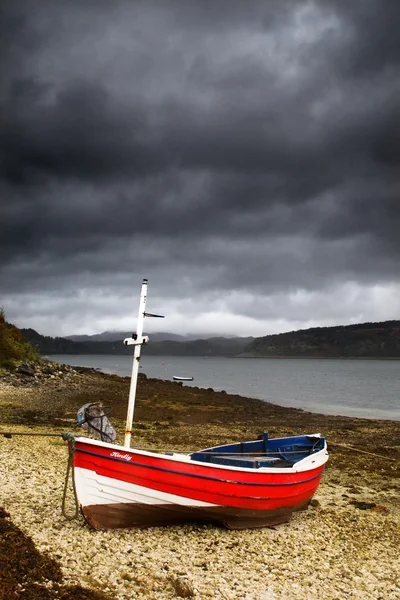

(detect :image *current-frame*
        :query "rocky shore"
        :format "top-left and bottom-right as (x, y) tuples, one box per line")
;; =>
(0, 362), (399, 600)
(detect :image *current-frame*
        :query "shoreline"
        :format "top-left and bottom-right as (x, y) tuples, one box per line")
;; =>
(2, 364), (400, 465)
(1, 367), (400, 599)
(42, 355), (400, 422)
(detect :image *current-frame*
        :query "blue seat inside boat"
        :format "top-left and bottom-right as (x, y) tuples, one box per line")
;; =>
(190, 432), (322, 468)
(207, 455), (293, 468)
(191, 433), (293, 468)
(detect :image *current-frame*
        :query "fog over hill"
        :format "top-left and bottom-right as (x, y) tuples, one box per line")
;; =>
(65, 331), (236, 343)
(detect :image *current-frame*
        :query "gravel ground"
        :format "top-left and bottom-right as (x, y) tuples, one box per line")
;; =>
(1, 370), (399, 600)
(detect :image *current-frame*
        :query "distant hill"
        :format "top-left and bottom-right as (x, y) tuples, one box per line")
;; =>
(21, 328), (254, 357)
(242, 321), (400, 358)
(17, 320), (400, 359)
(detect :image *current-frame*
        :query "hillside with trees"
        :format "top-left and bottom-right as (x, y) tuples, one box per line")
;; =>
(2, 314), (399, 360)
(243, 321), (400, 358)
(0, 310), (40, 369)
(20, 328), (254, 357)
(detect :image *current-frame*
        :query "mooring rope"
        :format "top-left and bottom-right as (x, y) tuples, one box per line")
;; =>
(2, 431), (397, 462)
(0, 431), (62, 438)
(119, 443), (398, 462)
(1, 430), (396, 496)
(327, 441), (398, 461)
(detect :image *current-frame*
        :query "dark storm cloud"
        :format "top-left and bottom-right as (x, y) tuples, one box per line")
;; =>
(1, 0), (399, 334)
(324, 0), (400, 77)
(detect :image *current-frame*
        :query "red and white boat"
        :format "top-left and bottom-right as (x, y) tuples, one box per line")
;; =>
(67, 279), (328, 530)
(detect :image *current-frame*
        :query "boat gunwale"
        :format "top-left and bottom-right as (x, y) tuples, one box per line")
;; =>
(72, 435), (328, 474)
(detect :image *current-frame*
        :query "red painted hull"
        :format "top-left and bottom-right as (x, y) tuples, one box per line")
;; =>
(71, 437), (328, 530)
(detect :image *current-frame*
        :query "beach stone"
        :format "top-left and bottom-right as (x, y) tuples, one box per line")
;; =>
(350, 501), (377, 510)
(0, 363), (399, 600)
(17, 363), (35, 376)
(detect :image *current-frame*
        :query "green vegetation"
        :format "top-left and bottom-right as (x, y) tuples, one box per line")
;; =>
(0, 308), (40, 369)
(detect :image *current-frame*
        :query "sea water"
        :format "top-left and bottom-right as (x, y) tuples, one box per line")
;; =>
(46, 354), (400, 421)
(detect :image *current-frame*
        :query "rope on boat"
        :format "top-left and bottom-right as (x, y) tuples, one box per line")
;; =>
(328, 441), (399, 461)
(188, 450), (316, 456)
(128, 445), (398, 462)
(61, 432), (80, 520)
(0, 430), (81, 520)
(0, 431), (62, 438)
(2, 432), (396, 463)
(108, 448), (319, 456)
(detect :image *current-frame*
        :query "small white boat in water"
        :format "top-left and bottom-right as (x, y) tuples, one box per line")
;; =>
(173, 376), (194, 381)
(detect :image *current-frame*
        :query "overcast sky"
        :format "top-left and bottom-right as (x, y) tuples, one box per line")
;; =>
(1, 0), (399, 339)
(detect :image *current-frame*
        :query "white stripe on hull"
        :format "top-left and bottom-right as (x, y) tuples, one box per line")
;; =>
(74, 467), (218, 508)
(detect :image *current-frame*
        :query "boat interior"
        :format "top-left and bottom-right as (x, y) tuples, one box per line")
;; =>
(190, 433), (325, 468)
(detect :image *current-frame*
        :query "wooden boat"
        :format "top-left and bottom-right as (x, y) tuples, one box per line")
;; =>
(173, 375), (194, 381)
(67, 279), (328, 530)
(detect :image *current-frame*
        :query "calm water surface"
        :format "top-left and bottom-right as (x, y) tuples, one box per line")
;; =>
(47, 354), (400, 421)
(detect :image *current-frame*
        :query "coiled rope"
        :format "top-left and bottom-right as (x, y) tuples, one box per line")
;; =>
(61, 432), (79, 520)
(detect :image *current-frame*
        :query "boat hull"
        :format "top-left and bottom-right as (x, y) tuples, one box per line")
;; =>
(82, 498), (310, 530)
(71, 437), (327, 530)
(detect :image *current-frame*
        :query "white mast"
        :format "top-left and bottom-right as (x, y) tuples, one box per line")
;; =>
(123, 278), (163, 448)
(124, 279), (148, 448)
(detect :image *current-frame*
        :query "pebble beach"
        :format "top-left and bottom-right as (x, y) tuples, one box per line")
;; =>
(1, 364), (399, 600)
